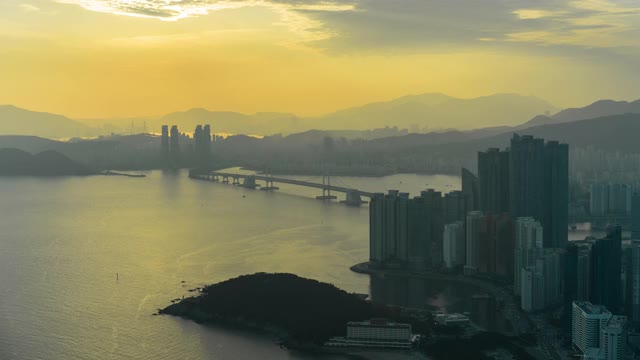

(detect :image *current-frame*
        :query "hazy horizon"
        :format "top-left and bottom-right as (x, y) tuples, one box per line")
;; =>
(2, 0), (640, 120)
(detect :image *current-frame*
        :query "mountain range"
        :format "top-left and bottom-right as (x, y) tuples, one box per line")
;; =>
(1, 94), (639, 140)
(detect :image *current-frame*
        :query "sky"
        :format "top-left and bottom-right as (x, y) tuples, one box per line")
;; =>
(1, 0), (639, 119)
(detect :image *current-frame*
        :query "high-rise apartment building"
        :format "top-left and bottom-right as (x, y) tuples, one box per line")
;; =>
(443, 221), (464, 269)
(591, 225), (623, 313)
(572, 301), (612, 354)
(478, 148), (510, 214)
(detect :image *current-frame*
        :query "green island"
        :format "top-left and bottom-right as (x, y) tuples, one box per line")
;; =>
(160, 272), (536, 359)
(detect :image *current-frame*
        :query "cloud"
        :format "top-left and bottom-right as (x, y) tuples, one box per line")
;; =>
(19, 3), (40, 12)
(51, 0), (640, 54)
(54, 0), (354, 20)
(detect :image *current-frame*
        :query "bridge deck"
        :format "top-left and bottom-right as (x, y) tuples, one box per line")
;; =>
(200, 172), (374, 198)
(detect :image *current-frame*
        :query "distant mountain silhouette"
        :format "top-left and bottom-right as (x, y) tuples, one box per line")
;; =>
(0, 105), (95, 138)
(0, 148), (93, 176)
(317, 93), (557, 131)
(551, 99), (640, 123)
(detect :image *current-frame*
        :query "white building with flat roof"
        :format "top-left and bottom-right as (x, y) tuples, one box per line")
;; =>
(326, 319), (413, 349)
(572, 301), (612, 354)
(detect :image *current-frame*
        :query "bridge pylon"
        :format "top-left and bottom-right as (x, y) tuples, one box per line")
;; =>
(261, 169), (279, 191)
(316, 172), (337, 200)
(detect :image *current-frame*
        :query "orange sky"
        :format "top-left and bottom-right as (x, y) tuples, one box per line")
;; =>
(1, 0), (639, 119)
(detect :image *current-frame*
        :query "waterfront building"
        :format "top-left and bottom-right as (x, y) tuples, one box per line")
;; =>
(443, 190), (468, 224)
(370, 189), (443, 269)
(369, 193), (385, 264)
(461, 168), (478, 212)
(601, 316), (628, 360)
(406, 190), (443, 269)
(572, 301), (612, 354)
(591, 225), (623, 313)
(478, 148), (510, 214)
(326, 319), (413, 349)
(443, 221), (464, 269)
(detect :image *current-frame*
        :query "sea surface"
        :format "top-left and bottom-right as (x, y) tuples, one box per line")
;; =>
(0, 169), (460, 360)
(0, 169), (602, 359)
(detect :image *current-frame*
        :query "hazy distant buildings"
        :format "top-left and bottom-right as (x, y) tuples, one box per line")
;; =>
(591, 183), (633, 218)
(161, 125), (169, 160)
(193, 124), (212, 167)
(631, 193), (640, 239)
(591, 183), (610, 216)
(170, 125), (180, 155)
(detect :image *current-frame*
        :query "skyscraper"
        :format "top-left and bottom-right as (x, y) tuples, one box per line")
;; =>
(461, 168), (478, 212)
(514, 217), (543, 295)
(443, 221), (464, 269)
(369, 193), (385, 264)
(591, 225), (623, 313)
(504, 135), (568, 249)
(478, 148), (510, 214)
(543, 140), (569, 248)
(509, 134), (545, 222)
(465, 211), (484, 274)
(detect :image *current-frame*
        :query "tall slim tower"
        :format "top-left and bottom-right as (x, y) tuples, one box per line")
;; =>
(544, 140), (569, 248)
(161, 125), (169, 160)
(478, 149), (510, 214)
(590, 225), (622, 312)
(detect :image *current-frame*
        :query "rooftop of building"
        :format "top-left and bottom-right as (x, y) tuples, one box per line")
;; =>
(606, 315), (628, 329)
(347, 319), (411, 329)
(573, 301), (612, 316)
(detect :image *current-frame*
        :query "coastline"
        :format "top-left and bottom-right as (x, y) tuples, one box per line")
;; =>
(350, 262), (526, 336)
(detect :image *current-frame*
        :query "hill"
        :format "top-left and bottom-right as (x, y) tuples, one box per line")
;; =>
(0, 148), (94, 176)
(160, 273), (426, 345)
(317, 93), (557, 131)
(552, 99), (640, 124)
(0, 105), (95, 138)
